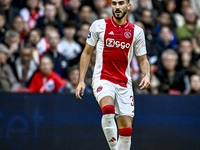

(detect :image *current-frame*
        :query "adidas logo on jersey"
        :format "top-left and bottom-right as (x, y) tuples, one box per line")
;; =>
(108, 31), (114, 35)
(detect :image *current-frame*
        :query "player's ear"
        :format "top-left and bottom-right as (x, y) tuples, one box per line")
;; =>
(127, 3), (131, 11)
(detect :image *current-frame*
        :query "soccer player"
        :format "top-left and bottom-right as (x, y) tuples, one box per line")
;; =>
(75, 0), (151, 149)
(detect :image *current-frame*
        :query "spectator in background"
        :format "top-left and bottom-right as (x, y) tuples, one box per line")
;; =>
(0, 0), (19, 29)
(19, 0), (43, 30)
(50, 0), (69, 23)
(161, 0), (177, 31)
(27, 28), (44, 64)
(43, 30), (69, 79)
(190, 0), (200, 19)
(194, 33), (200, 54)
(155, 49), (186, 94)
(177, 38), (200, 69)
(62, 65), (92, 94)
(189, 74), (200, 95)
(174, 0), (191, 27)
(58, 21), (81, 67)
(6, 45), (38, 90)
(29, 55), (65, 93)
(150, 26), (176, 60)
(155, 10), (171, 33)
(65, 0), (81, 23)
(76, 23), (90, 50)
(37, 22), (64, 55)
(196, 59), (200, 75)
(152, 0), (163, 10)
(133, 0), (151, 22)
(155, 10), (178, 49)
(148, 56), (160, 95)
(0, 43), (11, 92)
(36, 2), (63, 37)
(77, 5), (97, 28)
(93, 0), (111, 17)
(99, 9), (111, 19)
(176, 7), (200, 41)
(139, 9), (157, 52)
(12, 16), (28, 46)
(174, 0), (200, 29)
(85, 49), (96, 88)
(3, 29), (20, 56)
(0, 11), (6, 43)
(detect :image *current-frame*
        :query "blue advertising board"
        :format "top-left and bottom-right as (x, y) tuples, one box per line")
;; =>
(0, 94), (199, 150)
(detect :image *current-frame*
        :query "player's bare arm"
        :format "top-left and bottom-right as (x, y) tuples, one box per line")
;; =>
(76, 43), (94, 100)
(137, 54), (151, 90)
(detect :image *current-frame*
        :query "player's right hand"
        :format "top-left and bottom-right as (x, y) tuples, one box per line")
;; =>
(76, 82), (85, 100)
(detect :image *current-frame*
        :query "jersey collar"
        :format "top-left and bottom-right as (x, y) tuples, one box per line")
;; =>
(111, 16), (129, 28)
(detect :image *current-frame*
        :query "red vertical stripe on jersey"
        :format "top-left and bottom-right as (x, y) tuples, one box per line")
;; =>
(100, 17), (135, 87)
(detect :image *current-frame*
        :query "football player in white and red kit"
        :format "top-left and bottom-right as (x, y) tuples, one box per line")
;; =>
(76, 0), (151, 149)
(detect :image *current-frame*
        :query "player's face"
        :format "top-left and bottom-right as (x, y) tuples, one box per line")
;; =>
(111, 0), (130, 20)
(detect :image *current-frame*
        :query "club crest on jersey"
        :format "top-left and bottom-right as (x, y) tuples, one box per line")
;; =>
(124, 31), (132, 39)
(97, 86), (103, 93)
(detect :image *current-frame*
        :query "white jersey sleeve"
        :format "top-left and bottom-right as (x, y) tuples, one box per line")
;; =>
(133, 25), (147, 56)
(86, 21), (99, 47)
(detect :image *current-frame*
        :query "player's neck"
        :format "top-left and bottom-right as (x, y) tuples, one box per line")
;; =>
(113, 15), (127, 25)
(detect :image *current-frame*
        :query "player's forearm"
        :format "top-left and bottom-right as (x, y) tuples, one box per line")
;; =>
(79, 51), (92, 82)
(139, 58), (151, 77)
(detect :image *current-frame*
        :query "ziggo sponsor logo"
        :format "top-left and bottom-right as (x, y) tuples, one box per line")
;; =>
(106, 38), (131, 49)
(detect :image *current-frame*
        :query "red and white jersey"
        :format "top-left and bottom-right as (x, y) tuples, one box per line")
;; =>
(86, 17), (147, 87)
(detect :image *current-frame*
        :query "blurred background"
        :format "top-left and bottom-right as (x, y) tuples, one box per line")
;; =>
(0, 0), (200, 149)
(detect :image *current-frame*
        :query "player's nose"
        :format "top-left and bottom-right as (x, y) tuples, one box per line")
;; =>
(116, 3), (120, 9)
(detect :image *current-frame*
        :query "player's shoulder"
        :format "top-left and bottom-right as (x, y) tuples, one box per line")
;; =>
(91, 19), (106, 27)
(132, 24), (144, 34)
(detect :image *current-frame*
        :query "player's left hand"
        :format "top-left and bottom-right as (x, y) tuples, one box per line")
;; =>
(139, 74), (151, 90)
(76, 82), (85, 100)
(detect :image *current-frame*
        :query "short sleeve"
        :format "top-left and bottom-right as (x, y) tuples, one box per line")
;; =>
(134, 26), (147, 56)
(86, 21), (99, 47)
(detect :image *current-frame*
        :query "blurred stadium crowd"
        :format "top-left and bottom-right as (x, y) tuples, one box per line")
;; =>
(0, 0), (200, 95)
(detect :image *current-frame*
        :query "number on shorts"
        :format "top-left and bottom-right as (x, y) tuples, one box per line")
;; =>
(130, 96), (134, 113)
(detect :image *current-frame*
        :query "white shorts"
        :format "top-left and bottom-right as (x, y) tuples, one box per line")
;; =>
(92, 79), (135, 118)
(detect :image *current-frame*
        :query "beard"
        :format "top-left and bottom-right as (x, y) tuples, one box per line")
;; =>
(112, 9), (127, 20)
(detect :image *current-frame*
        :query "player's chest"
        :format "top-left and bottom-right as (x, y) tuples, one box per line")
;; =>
(99, 25), (134, 49)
